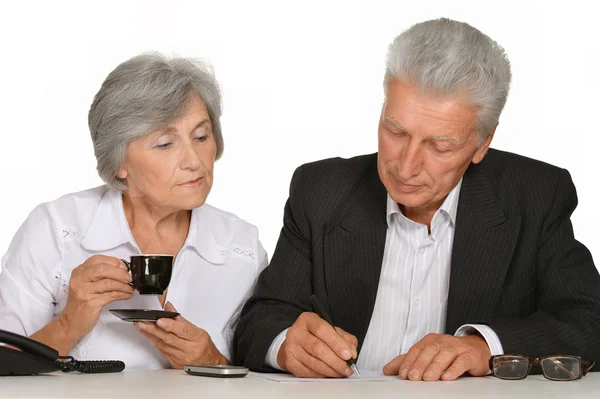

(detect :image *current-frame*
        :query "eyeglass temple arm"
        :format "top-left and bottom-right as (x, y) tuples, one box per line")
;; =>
(582, 360), (595, 375)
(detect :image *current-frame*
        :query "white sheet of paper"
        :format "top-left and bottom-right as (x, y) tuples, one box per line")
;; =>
(249, 370), (397, 382)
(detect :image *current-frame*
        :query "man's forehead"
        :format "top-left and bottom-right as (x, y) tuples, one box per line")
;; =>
(382, 115), (468, 143)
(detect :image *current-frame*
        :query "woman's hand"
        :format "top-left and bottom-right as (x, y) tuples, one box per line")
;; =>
(134, 302), (228, 369)
(60, 255), (134, 340)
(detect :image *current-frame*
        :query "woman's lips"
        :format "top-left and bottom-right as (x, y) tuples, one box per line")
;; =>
(179, 177), (203, 188)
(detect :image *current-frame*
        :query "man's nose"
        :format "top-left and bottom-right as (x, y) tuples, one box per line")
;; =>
(396, 142), (422, 181)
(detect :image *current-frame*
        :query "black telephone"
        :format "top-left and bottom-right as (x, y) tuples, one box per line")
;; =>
(0, 329), (125, 376)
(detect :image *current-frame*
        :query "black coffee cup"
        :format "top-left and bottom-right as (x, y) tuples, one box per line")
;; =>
(121, 255), (173, 295)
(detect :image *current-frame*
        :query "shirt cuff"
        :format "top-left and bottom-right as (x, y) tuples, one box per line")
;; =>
(265, 328), (289, 371)
(455, 324), (504, 356)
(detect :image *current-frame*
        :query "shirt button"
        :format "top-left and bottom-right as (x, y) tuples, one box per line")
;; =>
(414, 299), (421, 307)
(418, 247), (426, 254)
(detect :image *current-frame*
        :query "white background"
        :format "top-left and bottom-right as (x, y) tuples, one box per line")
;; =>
(0, 0), (598, 271)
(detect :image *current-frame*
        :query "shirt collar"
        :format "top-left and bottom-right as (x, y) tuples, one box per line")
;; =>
(81, 189), (132, 251)
(184, 205), (228, 265)
(81, 189), (227, 265)
(386, 177), (463, 229)
(440, 177), (462, 226)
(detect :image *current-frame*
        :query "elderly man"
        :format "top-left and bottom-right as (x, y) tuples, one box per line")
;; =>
(234, 18), (600, 381)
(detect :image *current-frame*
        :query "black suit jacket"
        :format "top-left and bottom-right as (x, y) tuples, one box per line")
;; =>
(234, 149), (600, 371)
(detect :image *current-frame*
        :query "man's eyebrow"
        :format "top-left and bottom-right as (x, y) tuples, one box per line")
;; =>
(384, 116), (461, 143)
(428, 136), (461, 143)
(383, 116), (407, 132)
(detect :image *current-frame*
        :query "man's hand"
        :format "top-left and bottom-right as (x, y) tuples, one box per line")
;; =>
(135, 302), (228, 369)
(383, 333), (491, 381)
(277, 312), (358, 378)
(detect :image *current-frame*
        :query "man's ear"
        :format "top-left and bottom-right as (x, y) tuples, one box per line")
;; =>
(472, 126), (496, 164)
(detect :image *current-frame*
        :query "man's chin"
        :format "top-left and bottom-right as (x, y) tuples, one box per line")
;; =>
(389, 192), (428, 209)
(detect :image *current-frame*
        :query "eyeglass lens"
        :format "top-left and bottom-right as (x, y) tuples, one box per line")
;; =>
(492, 356), (530, 379)
(540, 357), (580, 381)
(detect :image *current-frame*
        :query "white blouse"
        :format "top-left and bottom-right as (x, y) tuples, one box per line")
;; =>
(0, 185), (268, 369)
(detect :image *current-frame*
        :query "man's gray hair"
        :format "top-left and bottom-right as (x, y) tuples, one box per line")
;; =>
(89, 52), (224, 191)
(384, 18), (512, 143)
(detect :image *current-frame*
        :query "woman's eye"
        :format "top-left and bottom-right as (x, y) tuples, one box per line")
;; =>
(195, 135), (208, 142)
(154, 142), (172, 149)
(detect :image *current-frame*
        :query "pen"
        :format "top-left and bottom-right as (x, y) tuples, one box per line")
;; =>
(309, 294), (360, 377)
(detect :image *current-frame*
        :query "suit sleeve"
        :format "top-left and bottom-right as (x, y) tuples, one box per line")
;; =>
(233, 166), (315, 371)
(485, 169), (600, 366)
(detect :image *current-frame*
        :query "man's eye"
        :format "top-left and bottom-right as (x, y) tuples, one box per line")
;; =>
(431, 145), (453, 155)
(387, 127), (407, 137)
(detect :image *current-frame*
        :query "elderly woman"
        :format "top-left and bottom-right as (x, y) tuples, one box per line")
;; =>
(0, 53), (267, 369)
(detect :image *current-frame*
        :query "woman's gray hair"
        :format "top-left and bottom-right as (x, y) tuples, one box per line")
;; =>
(89, 52), (224, 191)
(384, 18), (512, 144)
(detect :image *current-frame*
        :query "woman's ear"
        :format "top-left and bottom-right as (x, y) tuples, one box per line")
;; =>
(117, 166), (128, 180)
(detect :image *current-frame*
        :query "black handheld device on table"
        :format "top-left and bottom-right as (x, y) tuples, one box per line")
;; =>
(0, 329), (125, 376)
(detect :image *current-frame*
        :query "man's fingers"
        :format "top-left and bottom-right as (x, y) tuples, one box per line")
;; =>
(423, 350), (459, 381)
(294, 344), (346, 378)
(383, 354), (405, 376)
(302, 332), (351, 377)
(392, 335), (490, 382)
(441, 353), (474, 381)
(397, 347), (422, 380)
(334, 327), (358, 358)
(286, 353), (327, 378)
(407, 343), (443, 381)
(283, 313), (356, 379)
(305, 314), (352, 361)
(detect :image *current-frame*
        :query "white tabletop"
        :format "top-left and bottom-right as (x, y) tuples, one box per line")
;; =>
(0, 370), (598, 399)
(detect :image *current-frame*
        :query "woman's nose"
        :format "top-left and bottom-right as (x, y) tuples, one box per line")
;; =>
(180, 142), (201, 170)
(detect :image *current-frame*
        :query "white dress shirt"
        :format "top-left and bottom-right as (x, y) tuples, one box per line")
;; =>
(0, 185), (268, 369)
(266, 179), (503, 371)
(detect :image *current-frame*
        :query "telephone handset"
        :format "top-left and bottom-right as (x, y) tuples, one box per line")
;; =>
(0, 329), (125, 376)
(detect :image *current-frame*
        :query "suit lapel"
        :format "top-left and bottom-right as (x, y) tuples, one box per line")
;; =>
(323, 156), (388, 350)
(446, 165), (522, 333)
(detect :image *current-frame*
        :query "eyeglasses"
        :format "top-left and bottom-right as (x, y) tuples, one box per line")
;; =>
(490, 355), (595, 381)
